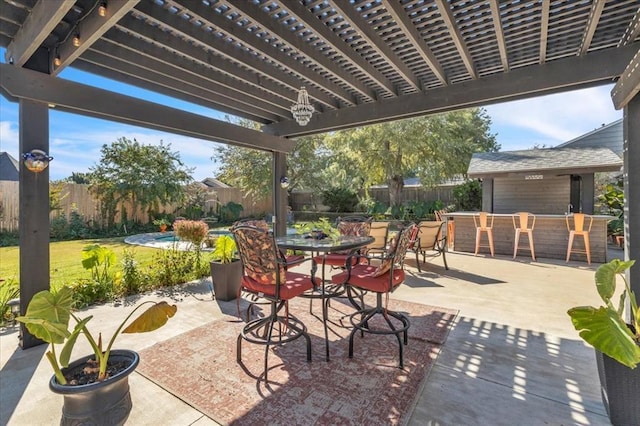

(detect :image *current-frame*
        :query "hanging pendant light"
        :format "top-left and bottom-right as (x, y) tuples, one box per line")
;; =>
(290, 86), (314, 126)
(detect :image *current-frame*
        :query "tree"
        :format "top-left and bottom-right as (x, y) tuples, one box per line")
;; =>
(213, 118), (332, 201)
(89, 137), (193, 226)
(328, 108), (499, 206)
(64, 172), (92, 184)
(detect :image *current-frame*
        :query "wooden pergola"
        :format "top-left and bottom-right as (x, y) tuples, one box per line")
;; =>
(1, 0), (638, 348)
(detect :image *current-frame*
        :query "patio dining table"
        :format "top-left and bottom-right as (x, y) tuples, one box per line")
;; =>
(276, 235), (374, 361)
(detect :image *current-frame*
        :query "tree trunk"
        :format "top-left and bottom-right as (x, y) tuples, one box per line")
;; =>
(389, 175), (404, 207)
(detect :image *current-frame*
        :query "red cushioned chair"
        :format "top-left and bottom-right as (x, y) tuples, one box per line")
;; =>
(231, 224), (314, 381)
(331, 224), (416, 368)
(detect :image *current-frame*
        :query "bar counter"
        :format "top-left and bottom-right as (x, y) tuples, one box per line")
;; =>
(442, 212), (614, 263)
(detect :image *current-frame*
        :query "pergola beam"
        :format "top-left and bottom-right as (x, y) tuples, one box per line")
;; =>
(579, 0), (605, 56)
(52, 0), (138, 76)
(0, 63), (295, 153)
(288, 0), (397, 96)
(383, 0), (448, 85)
(132, 1), (339, 111)
(266, 45), (638, 136)
(489, 0), (509, 72)
(4, 0), (74, 67)
(611, 48), (640, 110)
(224, 0), (375, 102)
(434, 0), (477, 80)
(331, 0), (421, 92)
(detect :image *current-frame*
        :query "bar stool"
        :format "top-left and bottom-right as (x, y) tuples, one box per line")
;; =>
(473, 212), (494, 257)
(512, 212), (536, 261)
(566, 213), (593, 264)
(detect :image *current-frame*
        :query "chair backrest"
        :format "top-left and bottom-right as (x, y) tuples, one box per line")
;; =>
(473, 212), (493, 229)
(368, 221), (390, 250)
(512, 212), (535, 231)
(434, 209), (447, 222)
(566, 213), (593, 233)
(337, 216), (372, 237)
(416, 221), (444, 249)
(369, 224), (415, 278)
(230, 224), (285, 286)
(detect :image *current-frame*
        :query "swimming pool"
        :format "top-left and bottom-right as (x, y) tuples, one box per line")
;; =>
(125, 227), (297, 249)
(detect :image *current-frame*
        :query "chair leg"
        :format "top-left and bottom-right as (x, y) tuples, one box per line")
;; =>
(441, 247), (449, 270)
(528, 230), (536, 261)
(415, 248), (421, 272)
(474, 228), (482, 256)
(583, 233), (591, 265)
(487, 229), (495, 257)
(566, 232), (575, 262)
(513, 229), (521, 259)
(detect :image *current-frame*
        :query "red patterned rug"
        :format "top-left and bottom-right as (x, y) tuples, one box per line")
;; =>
(137, 296), (457, 425)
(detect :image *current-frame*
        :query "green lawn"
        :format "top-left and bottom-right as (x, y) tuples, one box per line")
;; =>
(0, 238), (160, 290)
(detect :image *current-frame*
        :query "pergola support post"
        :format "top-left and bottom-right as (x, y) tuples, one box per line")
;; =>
(623, 94), (639, 301)
(273, 151), (287, 237)
(18, 99), (50, 349)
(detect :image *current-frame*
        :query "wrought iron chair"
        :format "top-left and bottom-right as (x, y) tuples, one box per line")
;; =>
(231, 224), (314, 381)
(331, 224), (416, 368)
(408, 221), (448, 272)
(313, 216), (373, 269)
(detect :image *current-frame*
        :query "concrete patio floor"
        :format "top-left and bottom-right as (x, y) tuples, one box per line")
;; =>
(1, 247), (624, 425)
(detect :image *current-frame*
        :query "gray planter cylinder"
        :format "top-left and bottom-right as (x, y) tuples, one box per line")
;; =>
(210, 259), (243, 301)
(596, 349), (640, 426)
(49, 349), (139, 426)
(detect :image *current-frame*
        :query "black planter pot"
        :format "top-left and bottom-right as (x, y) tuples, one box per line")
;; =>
(49, 349), (139, 426)
(210, 259), (243, 301)
(596, 350), (640, 426)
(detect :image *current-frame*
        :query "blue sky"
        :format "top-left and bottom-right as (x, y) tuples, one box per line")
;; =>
(0, 60), (622, 182)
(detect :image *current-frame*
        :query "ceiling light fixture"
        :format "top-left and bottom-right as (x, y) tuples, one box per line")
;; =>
(73, 33), (81, 47)
(290, 86), (314, 126)
(98, 1), (107, 17)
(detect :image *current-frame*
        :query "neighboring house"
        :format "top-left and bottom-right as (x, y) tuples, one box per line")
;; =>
(0, 152), (19, 181)
(556, 119), (623, 157)
(201, 177), (231, 189)
(467, 121), (624, 215)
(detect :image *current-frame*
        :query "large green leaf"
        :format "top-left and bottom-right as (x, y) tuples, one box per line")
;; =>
(568, 305), (640, 369)
(594, 259), (635, 303)
(122, 302), (177, 334)
(15, 288), (73, 344)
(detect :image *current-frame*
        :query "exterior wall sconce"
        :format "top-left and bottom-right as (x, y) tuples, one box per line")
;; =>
(280, 176), (290, 189)
(290, 87), (314, 126)
(98, 2), (107, 17)
(73, 33), (81, 47)
(23, 149), (53, 173)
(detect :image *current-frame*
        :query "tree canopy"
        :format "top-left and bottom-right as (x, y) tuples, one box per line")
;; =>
(88, 137), (193, 225)
(214, 108), (498, 207)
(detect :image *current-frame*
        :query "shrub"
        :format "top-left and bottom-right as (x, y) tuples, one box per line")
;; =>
(0, 277), (19, 325)
(219, 201), (243, 223)
(173, 220), (209, 246)
(120, 248), (144, 296)
(453, 180), (482, 211)
(322, 187), (358, 212)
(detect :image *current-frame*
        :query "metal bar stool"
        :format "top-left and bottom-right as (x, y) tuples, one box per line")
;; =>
(473, 212), (494, 257)
(512, 212), (536, 261)
(566, 213), (593, 264)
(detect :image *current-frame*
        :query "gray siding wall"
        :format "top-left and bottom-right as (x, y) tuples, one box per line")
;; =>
(560, 120), (623, 157)
(493, 176), (570, 214)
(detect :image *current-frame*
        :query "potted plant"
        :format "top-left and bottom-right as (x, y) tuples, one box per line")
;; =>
(209, 235), (243, 301)
(567, 259), (639, 425)
(17, 287), (177, 425)
(294, 217), (339, 240)
(152, 218), (171, 232)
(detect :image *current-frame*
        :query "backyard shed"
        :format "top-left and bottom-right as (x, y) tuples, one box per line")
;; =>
(468, 147), (622, 215)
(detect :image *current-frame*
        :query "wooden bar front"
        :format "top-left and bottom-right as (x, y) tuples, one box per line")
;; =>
(443, 213), (612, 263)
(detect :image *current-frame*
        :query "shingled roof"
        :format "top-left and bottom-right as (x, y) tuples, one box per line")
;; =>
(467, 147), (622, 178)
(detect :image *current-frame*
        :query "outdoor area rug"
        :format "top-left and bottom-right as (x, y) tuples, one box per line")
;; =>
(136, 296), (458, 425)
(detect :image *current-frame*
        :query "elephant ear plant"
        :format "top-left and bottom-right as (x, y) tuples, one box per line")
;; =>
(17, 287), (177, 384)
(568, 259), (640, 368)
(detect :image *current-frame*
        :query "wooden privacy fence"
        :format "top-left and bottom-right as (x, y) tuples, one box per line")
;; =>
(0, 181), (272, 232)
